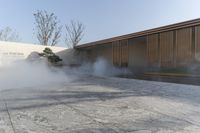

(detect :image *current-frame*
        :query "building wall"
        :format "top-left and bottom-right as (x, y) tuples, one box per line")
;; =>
(84, 38), (147, 72)
(147, 34), (159, 67)
(83, 25), (200, 72)
(83, 37), (148, 71)
(56, 49), (88, 65)
(78, 23), (200, 73)
(147, 25), (200, 68)
(128, 37), (147, 71)
(87, 43), (112, 63)
(195, 25), (200, 61)
(160, 31), (174, 67)
(112, 40), (128, 67)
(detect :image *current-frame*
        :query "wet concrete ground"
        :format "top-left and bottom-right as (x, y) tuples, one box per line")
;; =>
(1, 75), (200, 133)
(119, 74), (200, 86)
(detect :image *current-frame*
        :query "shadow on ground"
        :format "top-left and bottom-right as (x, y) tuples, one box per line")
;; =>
(1, 75), (200, 112)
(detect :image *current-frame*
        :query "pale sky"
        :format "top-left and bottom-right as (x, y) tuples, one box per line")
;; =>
(0, 0), (200, 47)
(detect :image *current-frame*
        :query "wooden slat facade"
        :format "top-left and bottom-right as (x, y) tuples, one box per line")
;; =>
(147, 28), (193, 68)
(112, 40), (128, 67)
(78, 19), (200, 71)
(120, 40), (129, 67)
(112, 41), (120, 66)
(195, 25), (200, 60)
(175, 28), (192, 66)
(160, 31), (174, 67)
(128, 37), (147, 70)
(147, 34), (159, 66)
(90, 26), (200, 69)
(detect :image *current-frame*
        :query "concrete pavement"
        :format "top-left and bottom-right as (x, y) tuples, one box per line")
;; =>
(1, 75), (200, 132)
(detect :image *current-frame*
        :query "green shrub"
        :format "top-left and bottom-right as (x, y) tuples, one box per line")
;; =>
(40, 47), (63, 64)
(43, 48), (54, 56)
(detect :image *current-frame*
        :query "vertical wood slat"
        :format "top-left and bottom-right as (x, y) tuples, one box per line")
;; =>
(160, 31), (174, 67)
(116, 41), (120, 66)
(116, 41), (119, 66)
(173, 31), (177, 67)
(112, 41), (118, 66)
(195, 25), (200, 60)
(176, 28), (192, 66)
(112, 40), (120, 66)
(192, 27), (195, 60)
(112, 42), (114, 65)
(147, 34), (159, 66)
(112, 40), (128, 67)
(119, 41), (121, 66)
(146, 35), (149, 64)
(120, 39), (128, 67)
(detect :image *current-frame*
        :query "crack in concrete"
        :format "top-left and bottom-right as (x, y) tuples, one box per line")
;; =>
(2, 97), (16, 133)
(52, 97), (122, 133)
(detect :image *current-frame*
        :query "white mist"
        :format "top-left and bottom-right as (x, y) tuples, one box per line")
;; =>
(0, 58), (69, 90)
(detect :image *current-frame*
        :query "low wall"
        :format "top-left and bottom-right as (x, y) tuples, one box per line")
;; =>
(0, 41), (89, 66)
(0, 41), (66, 57)
(0, 41), (70, 64)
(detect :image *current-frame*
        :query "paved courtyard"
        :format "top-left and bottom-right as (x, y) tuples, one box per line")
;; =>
(1, 75), (200, 133)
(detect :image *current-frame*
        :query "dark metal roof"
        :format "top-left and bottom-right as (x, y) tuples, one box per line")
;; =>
(76, 18), (200, 49)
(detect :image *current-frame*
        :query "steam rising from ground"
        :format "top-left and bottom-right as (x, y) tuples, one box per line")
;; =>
(78, 57), (131, 77)
(0, 59), (69, 90)
(0, 56), (130, 91)
(93, 58), (130, 76)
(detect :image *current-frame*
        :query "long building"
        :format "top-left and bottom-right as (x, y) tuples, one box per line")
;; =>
(76, 18), (200, 73)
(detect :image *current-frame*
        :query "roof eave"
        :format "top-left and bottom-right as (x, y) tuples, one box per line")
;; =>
(76, 18), (200, 49)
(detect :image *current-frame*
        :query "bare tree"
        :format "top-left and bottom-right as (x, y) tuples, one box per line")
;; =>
(34, 10), (62, 46)
(0, 27), (20, 42)
(65, 20), (85, 48)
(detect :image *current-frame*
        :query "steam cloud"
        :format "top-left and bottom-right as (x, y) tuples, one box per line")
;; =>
(0, 58), (69, 90)
(0, 55), (130, 91)
(78, 57), (131, 77)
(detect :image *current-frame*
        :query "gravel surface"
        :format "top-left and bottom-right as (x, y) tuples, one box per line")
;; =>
(1, 74), (200, 133)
